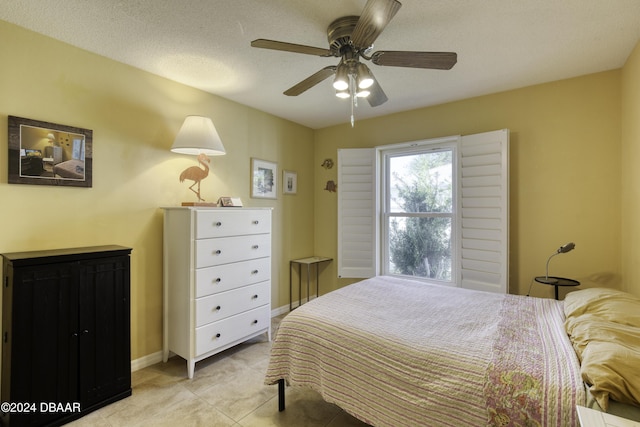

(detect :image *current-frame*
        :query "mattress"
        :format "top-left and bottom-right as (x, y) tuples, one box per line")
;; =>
(265, 276), (585, 426)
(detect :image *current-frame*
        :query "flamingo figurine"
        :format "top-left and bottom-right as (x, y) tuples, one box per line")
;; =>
(179, 153), (210, 201)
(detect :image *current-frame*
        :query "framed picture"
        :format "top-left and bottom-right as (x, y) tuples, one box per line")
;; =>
(251, 158), (277, 199)
(8, 116), (93, 187)
(283, 170), (297, 194)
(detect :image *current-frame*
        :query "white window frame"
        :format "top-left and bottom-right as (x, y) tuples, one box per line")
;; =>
(379, 137), (459, 286)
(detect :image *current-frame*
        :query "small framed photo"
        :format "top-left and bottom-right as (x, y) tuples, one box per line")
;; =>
(251, 158), (277, 199)
(218, 196), (233, 207)
(283, 170), (297, 194)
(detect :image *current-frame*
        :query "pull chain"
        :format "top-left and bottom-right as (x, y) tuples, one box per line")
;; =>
(350, 74), (356, 127)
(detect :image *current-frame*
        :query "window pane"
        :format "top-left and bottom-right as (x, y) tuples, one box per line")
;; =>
(388, 216), (451, 280)
(389, 151), (452, 213)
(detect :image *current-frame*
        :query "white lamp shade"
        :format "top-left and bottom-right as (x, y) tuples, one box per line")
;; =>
(171, 116), (226, 156)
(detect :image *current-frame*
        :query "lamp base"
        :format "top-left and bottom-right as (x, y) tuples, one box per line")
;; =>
(181, 202), (217, 207)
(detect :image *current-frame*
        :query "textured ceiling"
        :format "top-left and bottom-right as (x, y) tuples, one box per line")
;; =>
(1, 0), (639, 129)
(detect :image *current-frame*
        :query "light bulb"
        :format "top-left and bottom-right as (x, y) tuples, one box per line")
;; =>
(333, 65), (349, 91)
(357, 63), (374, 89)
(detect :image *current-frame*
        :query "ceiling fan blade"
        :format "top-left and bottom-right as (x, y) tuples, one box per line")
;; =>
(367, 78), (388, 107)
(371, 51), (457, 70)
(284, 66), (337, 96)
(351, 0), (402, 49)
(251, 39), (333, 57)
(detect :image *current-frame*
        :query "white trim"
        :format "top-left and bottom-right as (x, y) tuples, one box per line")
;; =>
(131, 351), (164, 372)
(379, 138), (458, 282)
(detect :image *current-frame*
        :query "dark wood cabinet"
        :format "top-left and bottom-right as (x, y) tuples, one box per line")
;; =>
(1, 246), (132, 427)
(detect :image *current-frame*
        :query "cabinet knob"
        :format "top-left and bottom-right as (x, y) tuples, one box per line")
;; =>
(215, 333), (221, 338)
(215, 222), (222, 227)
(214, 250), (222, 255)
(214, 305), (221, 311)
(253, 220), (259, 225)
(252, 294), (258, 299)
(251, 270), (259, 275)
(252, 320), (258, 325)
(214, 278), (221, 283)
(252, 245), (259, 250)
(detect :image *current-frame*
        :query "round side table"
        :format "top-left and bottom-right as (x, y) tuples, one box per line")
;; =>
(534, 276), (580, 300)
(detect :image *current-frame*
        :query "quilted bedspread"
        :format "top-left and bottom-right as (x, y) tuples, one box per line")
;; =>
(264, 276), (585, 427)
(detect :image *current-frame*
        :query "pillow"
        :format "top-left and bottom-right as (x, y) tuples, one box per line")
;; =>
(565, 313), (640, 360)
(581, 339), (640, 411)
(564, 287), (640, 328)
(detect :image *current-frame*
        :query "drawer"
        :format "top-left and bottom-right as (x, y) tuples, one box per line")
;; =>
(195, 305), (270, 356)
(196, 210), (271, 239)
(195, 281), (270, 327)
(196, 234), (271, 268)
(196, 257), (271, 298)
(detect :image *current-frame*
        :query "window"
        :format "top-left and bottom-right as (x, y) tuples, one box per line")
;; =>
(338, 129), (509, 294)
(382, 143), (455, 283)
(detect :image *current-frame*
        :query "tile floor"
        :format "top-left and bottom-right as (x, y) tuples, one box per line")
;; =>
(68, 316), (369, 427)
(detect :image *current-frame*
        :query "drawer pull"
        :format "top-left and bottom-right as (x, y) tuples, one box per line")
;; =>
(251, 270), (259, 275)
(214, 305), (221, 311)
(215, 221), (222, 227)
(253, 220), (259, 225)
(252, 294), (259, 299)
(214, 278), (221, 283)
(252, 245), (259, 250)
(252, 320), (258, 325)
(214, 250), (222, 255)
(215, 333), (221, 338)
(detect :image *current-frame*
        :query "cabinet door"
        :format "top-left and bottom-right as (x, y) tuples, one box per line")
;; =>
(78, 255), (131, 409)
(7, 262), (79, 427)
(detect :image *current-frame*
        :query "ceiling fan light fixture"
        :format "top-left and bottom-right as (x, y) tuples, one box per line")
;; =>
(356, 89), (370, 98)
(333, 64), (349, 91)
(356, 63), (374, 89)
(336, 89), (350, 98)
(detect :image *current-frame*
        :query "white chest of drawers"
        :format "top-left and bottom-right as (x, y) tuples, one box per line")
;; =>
(162, 207), (272, 378)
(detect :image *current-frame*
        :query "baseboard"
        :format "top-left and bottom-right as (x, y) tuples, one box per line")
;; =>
(271, 304), (290, 317)
(130, 350), (163, 372)
(271, 295), (316, 317)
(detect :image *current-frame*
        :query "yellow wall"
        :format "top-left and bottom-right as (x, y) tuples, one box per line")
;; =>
(2, 19), (638, 365)
(314, 70), (623, 299)
(0, 21), (316, 360)
(621, 40), (640, 297)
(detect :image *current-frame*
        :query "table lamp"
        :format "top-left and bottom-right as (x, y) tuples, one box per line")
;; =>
(537, 242), (576, 284)
(171, 116), (226, 205)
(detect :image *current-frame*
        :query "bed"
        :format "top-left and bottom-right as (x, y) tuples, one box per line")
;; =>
(53, 159), (85, 179)
(264, 276), (640, 426)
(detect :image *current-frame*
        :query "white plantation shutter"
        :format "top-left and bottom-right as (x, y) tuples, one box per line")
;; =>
(337, 148), (378, 278)
(459, 129), (509, 293)
(337, 129), (509, 289)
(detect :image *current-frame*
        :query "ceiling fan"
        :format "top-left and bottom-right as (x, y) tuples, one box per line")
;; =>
(250, 0), (457, 109)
